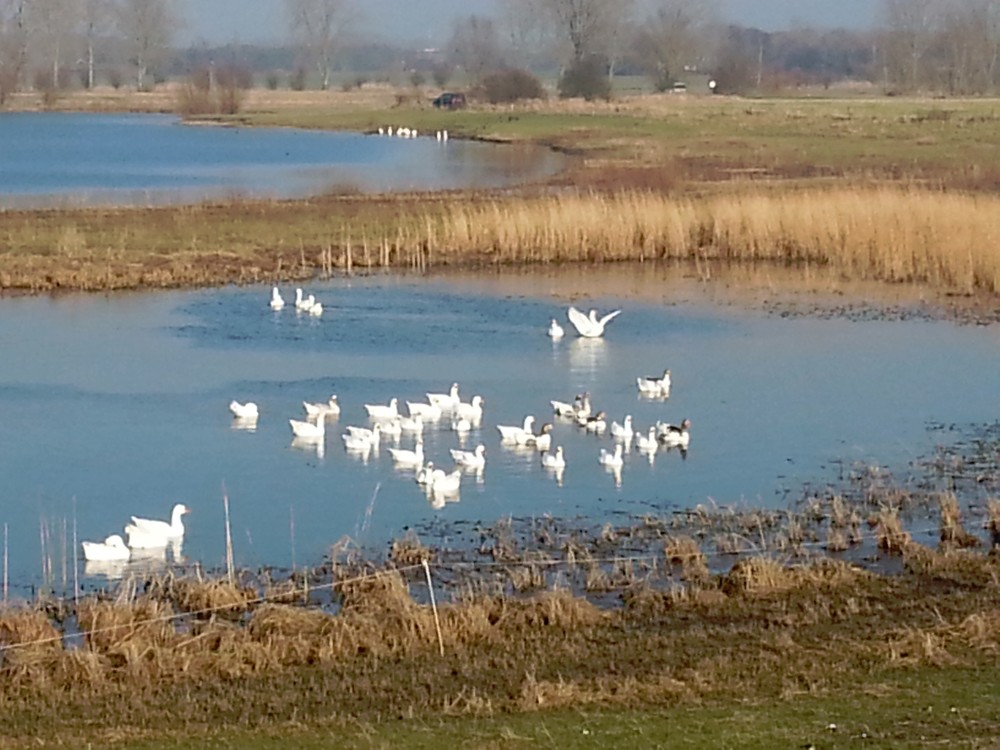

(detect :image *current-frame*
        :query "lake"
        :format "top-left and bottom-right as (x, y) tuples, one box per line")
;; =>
(0, 264), (997, 593)
(0, 112), (565, 208)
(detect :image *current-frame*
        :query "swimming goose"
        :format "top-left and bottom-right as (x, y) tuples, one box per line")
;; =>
(581, 411), (607, 434)
(528, 423), (554, 452)
(598, 443), (625, 468)
(307, 298), (323, 316)
(548, 318), (565, 339)
(345, 423), (382, 444)
(82, 534), (130, 562)
(364, 398), (399, 421)
(269, 287), (285, 311)
(426, 383), (460, 411)
(452, 416), (472, 433)
(657, 418), (692, 449)
(415, 461), (438, 485)
(388, 441), (424, 467)
(541, 446), (566, 469)
(229, 400), (259, 419)
(303, 395), (340, 420)
(290, 416), (325, 441)
(294, 288), (311, 311)
(610, 415), (634, 444)
(429, 468), (462, 495)
(497, 415), (535, 443)
(453, 395), (484, 422)
(567, 306), (622, 338)
(450, 444), (486, 469)
(398, 415), (424, 433)
(635, 426), (659, 453)
(125, 504), (189, 549)
(406, 400), (442, 421)
(341, 431), (377, 452)
(637, 369), (671, 397)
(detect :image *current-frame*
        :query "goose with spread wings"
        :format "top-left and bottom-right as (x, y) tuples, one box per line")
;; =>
(567, 306), (621, 338)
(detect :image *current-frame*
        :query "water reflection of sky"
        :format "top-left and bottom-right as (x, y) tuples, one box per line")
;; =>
(0, 113), (566, 208)
(0, 267), (997, 592)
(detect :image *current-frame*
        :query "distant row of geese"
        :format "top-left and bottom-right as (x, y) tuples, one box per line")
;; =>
(269, 286), (324, 316)
(375, 126), (449, 141)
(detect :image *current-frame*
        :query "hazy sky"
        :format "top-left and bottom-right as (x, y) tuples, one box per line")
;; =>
(179, 0), (880, 46)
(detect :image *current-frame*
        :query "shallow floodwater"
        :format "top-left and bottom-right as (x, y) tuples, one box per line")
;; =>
(0, 113), (564, 208)
(0, 266), (997, 591)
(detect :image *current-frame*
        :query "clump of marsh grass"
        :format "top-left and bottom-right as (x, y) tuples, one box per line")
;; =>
(875, 509), (911, 554)
(986, 498), (1000, 549)
(938, 492), (980, 550)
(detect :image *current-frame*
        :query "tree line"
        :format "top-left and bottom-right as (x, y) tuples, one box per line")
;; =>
(2, 0), (1000, 105)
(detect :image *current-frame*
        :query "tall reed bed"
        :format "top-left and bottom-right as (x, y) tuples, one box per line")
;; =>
(402, 187), (1000, 295)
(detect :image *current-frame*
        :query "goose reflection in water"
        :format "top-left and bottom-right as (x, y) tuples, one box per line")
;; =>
(231, 416), (258, 432)
(86, 538), (184, 579)
(291, 436), (326, 460)
(568, 337), (608, 377)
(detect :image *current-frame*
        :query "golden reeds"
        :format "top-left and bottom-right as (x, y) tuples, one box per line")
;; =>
(399, 187), (1000, 295)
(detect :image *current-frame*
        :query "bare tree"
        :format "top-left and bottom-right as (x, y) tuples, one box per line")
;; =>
(114, 0), (179, 90)
(499, 0), (562, 72)
(879, 0), (942, 90)
(538, 0), (624, 62)
(285, 0), (358, 90)
(937, 0), (1000, 92)
(0, 0), (29, 102)
(631, 0), (719, 90)
(25, 0), (78, 90)
(79, 0), (115, 89)
(447, 15), (505, 82)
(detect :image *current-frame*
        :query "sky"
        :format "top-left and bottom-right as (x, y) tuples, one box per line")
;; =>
(178, 0), (880, 47)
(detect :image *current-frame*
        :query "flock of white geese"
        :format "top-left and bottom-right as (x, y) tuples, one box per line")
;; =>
(230, 295), (692, 505)
(81, 294), (693, 559)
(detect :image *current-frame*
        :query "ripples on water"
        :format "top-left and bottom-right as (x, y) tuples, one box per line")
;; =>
(0, 266), (997, 591)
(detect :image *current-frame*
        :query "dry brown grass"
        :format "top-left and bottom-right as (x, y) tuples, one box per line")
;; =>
(938, 492), (981, 550)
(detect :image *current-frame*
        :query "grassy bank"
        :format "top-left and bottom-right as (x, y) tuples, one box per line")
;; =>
(1, 542), (999, 748)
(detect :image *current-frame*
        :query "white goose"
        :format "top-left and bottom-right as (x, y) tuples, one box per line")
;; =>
(452, 416), (472, 433)
(398, 415), (424, 433)
(303, 395), (340, 420)
(637, 368), (671, 396)
(415, 461), (438, 485)
(429, 469), (462, 495)
(450, 444), (486, 469)
(497, 415), (535, 443)
(528, 423), (553, 452)
(635, 426), (659, 453)
(125, 504), (189, 549)
(657, 418), (692, 450)
(82, 534), (130, 562)
(567, 306), (622, 338)
(307, 298), (323, 317)
(598, 443), (625, 468)
(294, 288), (311, 311)
(406, 400), (442, 421)
(426, 383), (460, 411)
(581, 410), (607, 434)
(229, 400), (259, 419)
(290, 416), (325, 441)
(453, 395), (484, 422)
(269, 287), (285, 311)
(548, 318), (564, 339)
(344, 423), (382, 445)
(541, 446), (566, 469)
(364, 398), (399, 421)
(610, 415), (634, 444)
(342, 431), (377, 452)
(388, 441), (424, 468)
(551, 392), (590, 419)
